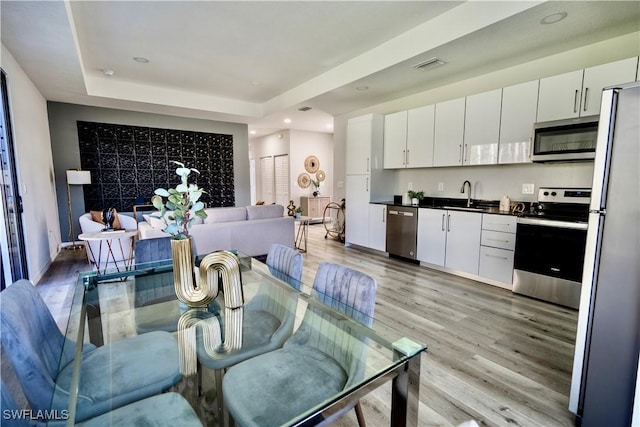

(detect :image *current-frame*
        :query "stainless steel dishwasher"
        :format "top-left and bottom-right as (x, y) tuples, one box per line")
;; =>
(386, 206), (417, 260)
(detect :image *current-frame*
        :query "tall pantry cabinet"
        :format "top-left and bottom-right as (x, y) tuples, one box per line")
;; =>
(345, 114), (394, 248)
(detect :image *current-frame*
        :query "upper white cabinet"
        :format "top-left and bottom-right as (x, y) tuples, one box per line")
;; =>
(433, 97), (466, 167)
(383, 111), (408, 169)
(537, 57), (638, 122)
(463, 89), (502, 165)
(383, 105), (435, 169)
(346, 114), (375, 175)
(499, 80), (538, 164)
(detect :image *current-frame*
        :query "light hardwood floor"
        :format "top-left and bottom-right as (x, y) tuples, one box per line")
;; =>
(36, 224), (578, 427)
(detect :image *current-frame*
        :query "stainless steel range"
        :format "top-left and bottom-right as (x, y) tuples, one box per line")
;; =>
(513, 187), (591, 309)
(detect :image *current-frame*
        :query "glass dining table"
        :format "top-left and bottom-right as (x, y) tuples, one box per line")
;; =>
(60, 251), (426, 426)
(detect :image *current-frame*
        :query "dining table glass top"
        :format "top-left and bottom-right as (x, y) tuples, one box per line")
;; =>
(60, 250), (426, 426)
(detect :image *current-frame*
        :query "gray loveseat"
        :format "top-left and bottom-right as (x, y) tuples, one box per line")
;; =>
(138, 204), (294, 257)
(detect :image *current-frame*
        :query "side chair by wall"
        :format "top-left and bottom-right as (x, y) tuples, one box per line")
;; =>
(222, 262), (377, 427)
(0, 280), (182, 423)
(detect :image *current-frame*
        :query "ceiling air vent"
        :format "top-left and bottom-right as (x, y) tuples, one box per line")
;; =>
(412, 57), (446, 71)
(298, 106), (312, 112)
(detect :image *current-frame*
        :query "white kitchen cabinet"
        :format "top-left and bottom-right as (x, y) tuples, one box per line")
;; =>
(433, 97), (466, 167)
(345, 114), (393, 249)
(345, 175), (370, 247)
(368, 204), (387, 252)
(444, 211), (482, 275)
(537, 57), (638, 122)
(383, 105), (435, 169)
(464, 89), (502, 165)
(417, 208), (447, 266)
(417, 208), (481, 275)
(499, 80), (538, 164)
(383, 111), (408, 169)
(406, 104), (435, 168)
(478, 214), (516, 287)
(346, 114), (375, 175)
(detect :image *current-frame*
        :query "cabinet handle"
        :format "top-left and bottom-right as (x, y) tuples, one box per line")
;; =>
(441, 214), (445, 231)
(583, 87), (589, 112)
(574, 89), (580, 113)
(402, 149), (406, 166)
(487, 238), (510, 243)
(366, 177), (369, 192)
(406, 149), (410, 166)
(485, 254), (508, 260)
(486, 222), (511, 227)
(458, 145), (462, 162)
(366, 157), (370, 172)
(464, 144), (468, 163)
(383, 207), (385, 222)
(447, 214), (451, 232)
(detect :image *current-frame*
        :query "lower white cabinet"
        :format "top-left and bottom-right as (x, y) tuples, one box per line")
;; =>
(345, 175), (370, 247)
(417, 208), (481, 275)
(368, 204), (387, 252)
(479, 214), (516, 287)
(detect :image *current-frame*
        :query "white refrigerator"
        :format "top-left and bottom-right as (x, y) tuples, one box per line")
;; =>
(569, 81), (640, 426)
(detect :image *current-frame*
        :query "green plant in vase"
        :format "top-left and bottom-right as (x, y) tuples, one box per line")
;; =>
(151, 161), (208, 239)
(407, 190), (424, 206)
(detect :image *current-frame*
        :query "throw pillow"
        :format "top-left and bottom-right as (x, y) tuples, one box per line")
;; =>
(143, 214), (166, 229)
(90, 209), (122, 229)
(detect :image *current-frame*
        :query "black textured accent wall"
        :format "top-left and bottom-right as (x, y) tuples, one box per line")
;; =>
(77, 121), (235, 212)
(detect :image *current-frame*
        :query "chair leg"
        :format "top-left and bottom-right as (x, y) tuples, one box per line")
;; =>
(354, 401), (366, 427)
(215, 369), (225, 427)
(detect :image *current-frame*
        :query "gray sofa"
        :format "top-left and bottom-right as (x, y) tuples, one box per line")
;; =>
(138, 204), (294, 257)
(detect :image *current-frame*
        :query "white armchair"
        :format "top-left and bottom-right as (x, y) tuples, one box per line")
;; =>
(79, 212), (138, 270)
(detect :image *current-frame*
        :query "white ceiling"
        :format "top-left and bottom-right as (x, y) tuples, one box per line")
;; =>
(1, 1), (639, 138)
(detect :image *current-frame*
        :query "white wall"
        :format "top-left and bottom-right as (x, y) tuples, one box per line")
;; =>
(332, 32), (640, 203)
(0, 44), (60, 284)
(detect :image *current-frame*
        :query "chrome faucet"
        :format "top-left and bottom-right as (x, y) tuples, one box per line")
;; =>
(460, 180), (472, 207)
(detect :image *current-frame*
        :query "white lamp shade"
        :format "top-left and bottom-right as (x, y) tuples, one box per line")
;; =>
(66, 170), (91, 185)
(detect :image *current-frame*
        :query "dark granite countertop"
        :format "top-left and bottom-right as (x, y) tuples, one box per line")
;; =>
(372, 197), (530, 216)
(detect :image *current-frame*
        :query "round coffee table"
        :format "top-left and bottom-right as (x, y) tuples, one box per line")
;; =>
(78, 229), (138, 274)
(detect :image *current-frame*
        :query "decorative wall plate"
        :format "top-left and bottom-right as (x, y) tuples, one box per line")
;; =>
(297, 173), (311, 188)
(316, 170), (326, 182)
(304, 156), (320, 173)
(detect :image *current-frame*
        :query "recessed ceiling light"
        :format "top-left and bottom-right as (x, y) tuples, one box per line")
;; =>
(356, 86), (369, 91)
(102, 69), (115, 76)
(249, 130), (256, 135)
(540, 12), (567, 25)
(133, 57), (149, 63)
(283, 118), (292, 124)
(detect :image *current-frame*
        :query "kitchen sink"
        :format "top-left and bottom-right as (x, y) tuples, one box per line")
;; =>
(442, 206), (486, 212)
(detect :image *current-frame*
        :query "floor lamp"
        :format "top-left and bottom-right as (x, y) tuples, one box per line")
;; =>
(66, 169), (91, 250)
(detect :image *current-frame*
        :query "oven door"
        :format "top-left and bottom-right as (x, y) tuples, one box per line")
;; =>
(513, 218), (588, 308)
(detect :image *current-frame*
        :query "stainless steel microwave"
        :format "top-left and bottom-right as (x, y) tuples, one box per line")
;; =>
(530, 115), (599, 162)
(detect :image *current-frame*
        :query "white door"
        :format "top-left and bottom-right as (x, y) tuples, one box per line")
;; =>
(383, 111), (407, 169)
(368, 204), (387, 251)
(345, 175), (370, 247)
(274, 154), (289, 207)
(433, 97), (466, 167)
(406, 104), (435, 168)
(417, 208), (447, 266)
(346, 116), (372, 175)
(464, 89), (501, 165)
(499, 80), (538, 164)
(260, 156), (274, 204)
(445, 210), (482, 275)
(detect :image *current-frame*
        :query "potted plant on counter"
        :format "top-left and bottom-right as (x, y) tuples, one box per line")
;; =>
(407, 190), (424, 206)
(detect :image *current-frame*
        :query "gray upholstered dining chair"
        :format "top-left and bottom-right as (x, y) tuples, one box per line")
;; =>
(0, 378), (203, 427)
(196, 243), (303, 424)
(222, 262), (377, 427)
(0, 280), (182, 423)
(265, 243), (304, 288)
